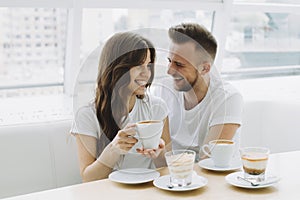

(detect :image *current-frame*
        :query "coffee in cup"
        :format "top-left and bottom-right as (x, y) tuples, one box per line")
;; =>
(136, 120), (163, 149)
(201, 139), (235, 167)
(240, 147), (269, 181)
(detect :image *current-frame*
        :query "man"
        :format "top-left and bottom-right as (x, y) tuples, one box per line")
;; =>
(152, 23), (243, 161)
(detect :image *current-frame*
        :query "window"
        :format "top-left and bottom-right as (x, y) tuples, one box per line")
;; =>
(222, 12), (300, 79)
(235, 0), (300, 5)
(0, 7), (68, 96)
(0, 0), (300, 125)
(81, 9), (213, 81)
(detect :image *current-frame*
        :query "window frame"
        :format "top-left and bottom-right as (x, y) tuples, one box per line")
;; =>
(1, 0), (300, 95)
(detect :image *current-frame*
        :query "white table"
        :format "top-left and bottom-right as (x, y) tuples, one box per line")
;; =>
(4, 151), (300, 200)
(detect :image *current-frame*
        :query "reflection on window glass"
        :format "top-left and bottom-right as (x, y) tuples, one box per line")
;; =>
(223, 12), (300, 79)
(81, 9), (213, 62)
(0, 8), (67, 93)
(81, 9), (213, 80)
(234, 0), (300, 4)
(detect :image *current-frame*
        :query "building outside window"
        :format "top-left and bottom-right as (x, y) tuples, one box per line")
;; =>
(0, 8), (67, 97)
(0, 0), (299, 125)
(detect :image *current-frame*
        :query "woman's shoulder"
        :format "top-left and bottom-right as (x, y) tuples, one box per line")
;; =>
(75, 103), (97, 120)
(71, 103), (99, 137)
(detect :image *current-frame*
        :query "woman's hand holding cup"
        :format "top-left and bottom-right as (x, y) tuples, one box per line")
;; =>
(136, 138), (165, 158)
(111, 123), (138, 155)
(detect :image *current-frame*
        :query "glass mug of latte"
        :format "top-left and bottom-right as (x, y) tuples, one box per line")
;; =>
(165, 150), (196, 187)
(240, 147), (270, 181)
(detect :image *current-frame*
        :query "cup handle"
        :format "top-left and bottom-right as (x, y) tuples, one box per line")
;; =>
(201, 144), (211, 157)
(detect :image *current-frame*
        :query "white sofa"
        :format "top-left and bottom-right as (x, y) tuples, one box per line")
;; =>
(240, 100), (300, 153)
(0, 120), (81, 199)
(0, 100), (300, 199)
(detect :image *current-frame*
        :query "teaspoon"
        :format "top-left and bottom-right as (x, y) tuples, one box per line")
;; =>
(237, 176), (260, 186)
(167, 177), (174, 189)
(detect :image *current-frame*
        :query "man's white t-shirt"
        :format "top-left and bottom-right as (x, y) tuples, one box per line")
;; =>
(70, 94), (168, 170)
(151, 74), (243, 160)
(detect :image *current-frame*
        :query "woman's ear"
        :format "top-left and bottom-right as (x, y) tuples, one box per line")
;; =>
(199, 61), (211, 75)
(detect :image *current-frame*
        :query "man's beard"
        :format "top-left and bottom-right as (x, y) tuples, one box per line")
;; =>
(175, 73), (199, 92)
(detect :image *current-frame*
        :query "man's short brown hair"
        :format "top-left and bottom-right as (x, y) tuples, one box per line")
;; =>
(168, 23), (217, 62)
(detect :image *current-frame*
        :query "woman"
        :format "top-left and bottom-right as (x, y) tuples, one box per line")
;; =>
(71, 32), (170, 182)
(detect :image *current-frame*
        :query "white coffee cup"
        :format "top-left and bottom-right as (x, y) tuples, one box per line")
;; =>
(136, 120), (163, 149)
(201, 139), (235, 167)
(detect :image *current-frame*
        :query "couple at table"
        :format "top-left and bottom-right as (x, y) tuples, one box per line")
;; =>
(71, 23), (243, 182)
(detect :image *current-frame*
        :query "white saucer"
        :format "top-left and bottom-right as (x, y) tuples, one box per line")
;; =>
(198, 158), (242, 171)
(109, 168), (160, 184)
(225, 171), (280, 189)
(153, 173), (208, 191)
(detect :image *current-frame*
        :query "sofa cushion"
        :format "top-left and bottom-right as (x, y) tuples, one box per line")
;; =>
(240, 100), (300, 153)
(0, 120), (81, 199)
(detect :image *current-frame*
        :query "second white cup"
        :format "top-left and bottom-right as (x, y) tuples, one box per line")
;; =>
(201, 139), (235, 168)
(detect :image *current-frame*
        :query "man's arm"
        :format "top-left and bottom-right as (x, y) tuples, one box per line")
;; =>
(200, 123), (240, 159)
(204, 123), (240, 143)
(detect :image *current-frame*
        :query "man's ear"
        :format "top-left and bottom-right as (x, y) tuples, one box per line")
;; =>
(199, 61), (211, 75)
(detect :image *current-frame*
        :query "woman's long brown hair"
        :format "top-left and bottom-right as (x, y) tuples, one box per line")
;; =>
(95, 32), (156, 141)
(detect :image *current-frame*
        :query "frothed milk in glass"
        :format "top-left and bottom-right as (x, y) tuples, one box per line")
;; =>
(240, 147), (270, 181)
(165, 150), (196, 187)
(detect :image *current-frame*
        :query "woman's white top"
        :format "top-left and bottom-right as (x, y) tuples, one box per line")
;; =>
(71, 94), (168, 170)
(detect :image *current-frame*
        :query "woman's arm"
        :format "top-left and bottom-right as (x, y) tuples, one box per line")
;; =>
(75, 124), (138, 182)
(75, 134), (119, 182)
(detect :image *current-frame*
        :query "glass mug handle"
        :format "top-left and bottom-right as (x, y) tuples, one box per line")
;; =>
(201, 144), (212, 157)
